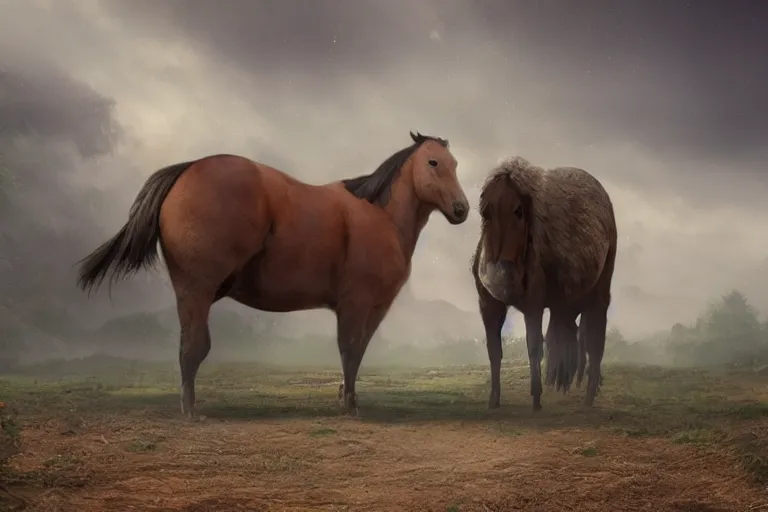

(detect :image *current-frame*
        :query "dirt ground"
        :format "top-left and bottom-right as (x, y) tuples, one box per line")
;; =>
(1, 416), (765, 511)
(1, 360), (767, 511)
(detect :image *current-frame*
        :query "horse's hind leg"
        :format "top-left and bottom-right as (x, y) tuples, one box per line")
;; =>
(176, 293), (214, 419)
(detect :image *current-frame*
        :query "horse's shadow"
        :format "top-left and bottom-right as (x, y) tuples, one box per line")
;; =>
(99, 387), (652, 432)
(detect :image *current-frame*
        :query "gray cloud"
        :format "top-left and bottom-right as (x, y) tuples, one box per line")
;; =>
(1, 0), (767, 341)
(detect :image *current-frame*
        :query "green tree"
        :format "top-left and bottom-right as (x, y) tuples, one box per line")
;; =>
(701, 290), (761, 340)
(668, 290), (766, 367)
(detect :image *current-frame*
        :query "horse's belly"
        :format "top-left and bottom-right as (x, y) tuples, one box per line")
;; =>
(229, 249), (335, 313)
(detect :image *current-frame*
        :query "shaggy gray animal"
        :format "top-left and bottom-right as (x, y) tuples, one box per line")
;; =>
(470, 157), (617, 410)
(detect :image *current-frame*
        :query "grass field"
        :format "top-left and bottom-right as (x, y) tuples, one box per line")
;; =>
(1, 356), (767, 511)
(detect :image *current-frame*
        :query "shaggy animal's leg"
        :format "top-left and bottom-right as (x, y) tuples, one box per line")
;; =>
(176, 295), (213, 420)
(479, 294), (507, 409)
(336, 303), (389, 413)
(582, 308), (608, 407)
(575, 317), (587, 388)
(524, 310), (545, 411)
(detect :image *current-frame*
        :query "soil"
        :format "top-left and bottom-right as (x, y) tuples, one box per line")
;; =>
(3, 415), (767, 512)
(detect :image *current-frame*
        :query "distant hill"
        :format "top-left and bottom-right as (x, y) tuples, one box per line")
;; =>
(0, 303), (69, 363)
(160, 284), (485, 346)
(70, 284), (485, 363)
(379, 285), (482, 344)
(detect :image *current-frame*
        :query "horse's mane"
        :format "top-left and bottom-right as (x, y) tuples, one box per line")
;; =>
(342, 131), (448, 206)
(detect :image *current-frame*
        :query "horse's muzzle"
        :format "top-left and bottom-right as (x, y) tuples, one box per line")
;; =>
(447, 201), (469, 224)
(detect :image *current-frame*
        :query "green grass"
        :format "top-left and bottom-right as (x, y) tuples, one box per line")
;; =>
(1, 355), (766, 483)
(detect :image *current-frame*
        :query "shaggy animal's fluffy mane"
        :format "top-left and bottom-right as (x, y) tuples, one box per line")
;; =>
(478, 157), (545, 228)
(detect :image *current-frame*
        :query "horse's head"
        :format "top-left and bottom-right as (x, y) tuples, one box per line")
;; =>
(408, 132), (469, 225)
(476, 166), (533, 300)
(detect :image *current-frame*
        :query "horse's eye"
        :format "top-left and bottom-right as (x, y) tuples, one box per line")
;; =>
(428, 159), (438, 168)
(514, 205), (523, 218)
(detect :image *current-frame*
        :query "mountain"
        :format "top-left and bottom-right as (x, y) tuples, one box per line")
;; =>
(379, 285), (483, 344)
(206, 284), (484, 345)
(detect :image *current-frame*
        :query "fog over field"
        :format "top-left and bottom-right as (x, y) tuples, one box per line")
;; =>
(1, 0), (767, 357)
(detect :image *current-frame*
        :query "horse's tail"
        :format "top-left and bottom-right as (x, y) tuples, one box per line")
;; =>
(76, 160), (197, 295)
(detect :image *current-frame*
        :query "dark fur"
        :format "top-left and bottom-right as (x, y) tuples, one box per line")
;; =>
(76, 160), (197, 295)
(471, 157), (617, 407)
(342, 131), (448, 206)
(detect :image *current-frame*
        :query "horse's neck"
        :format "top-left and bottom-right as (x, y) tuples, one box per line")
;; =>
(383, 181), (432, 260)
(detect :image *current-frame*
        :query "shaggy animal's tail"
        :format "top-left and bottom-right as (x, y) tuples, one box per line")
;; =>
(76, 160), (197, 295)
(544, 322), (579, 393)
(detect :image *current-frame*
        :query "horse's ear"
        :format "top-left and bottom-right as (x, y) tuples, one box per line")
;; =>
(410, 131), (421, 143)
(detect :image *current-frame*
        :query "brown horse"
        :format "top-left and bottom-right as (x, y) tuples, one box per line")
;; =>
(77, 131), (469, 419)
(471, 157), (616, 411)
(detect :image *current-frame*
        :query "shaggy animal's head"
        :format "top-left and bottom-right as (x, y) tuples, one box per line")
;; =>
(479, 167), (532, 268)
(475, 158), (537, 302)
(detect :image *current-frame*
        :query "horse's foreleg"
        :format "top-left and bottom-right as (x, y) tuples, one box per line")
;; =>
(336, 303), (388, 412)
(479, 292), (507, 409)
(176, 295), (213, 420)
(524, 309), (545, 411)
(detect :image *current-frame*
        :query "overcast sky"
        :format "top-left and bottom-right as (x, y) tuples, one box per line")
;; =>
(1, 0), (767, 338)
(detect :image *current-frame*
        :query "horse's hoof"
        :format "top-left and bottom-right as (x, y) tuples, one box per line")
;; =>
(488, 400), (500, 410)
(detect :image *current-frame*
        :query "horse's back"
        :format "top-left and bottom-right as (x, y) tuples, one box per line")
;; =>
(158, 154), (288, 288)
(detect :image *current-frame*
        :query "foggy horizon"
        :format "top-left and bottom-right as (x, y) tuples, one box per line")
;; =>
(2, 0), (768, 351)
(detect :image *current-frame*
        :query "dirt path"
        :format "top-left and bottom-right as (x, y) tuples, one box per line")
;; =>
(6, 416), (767, 511)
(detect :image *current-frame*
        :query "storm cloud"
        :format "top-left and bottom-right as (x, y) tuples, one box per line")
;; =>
(1, 0), (767, 340)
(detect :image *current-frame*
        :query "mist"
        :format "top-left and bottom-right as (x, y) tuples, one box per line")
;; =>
(1, 0), (767, 368)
